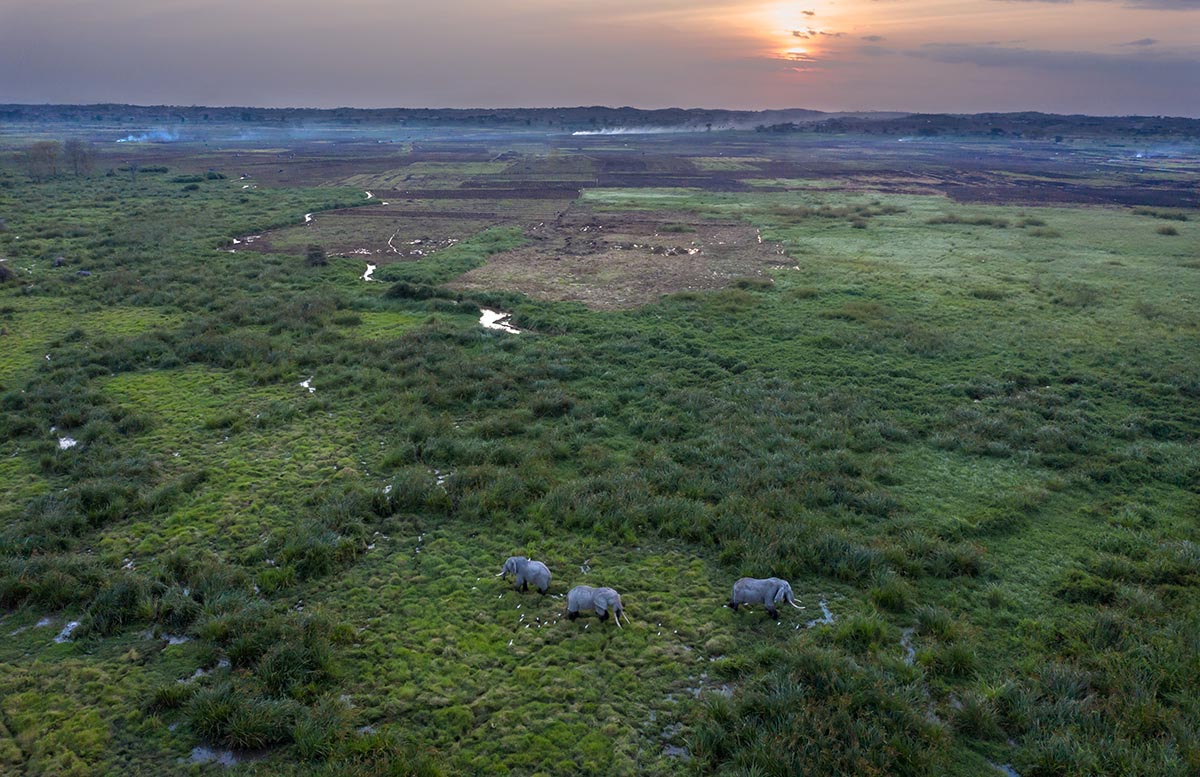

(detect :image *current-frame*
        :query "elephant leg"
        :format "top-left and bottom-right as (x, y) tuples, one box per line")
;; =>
(728, 601), (739, 611)
(598, 610), (609, 621)
(766, 607), (779, 620)
(538, 586), (547, 595)
(568, 611), (578, 621)
(521, 581), (529, 592)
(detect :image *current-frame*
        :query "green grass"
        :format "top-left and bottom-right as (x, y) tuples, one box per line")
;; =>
(0, 138), (1197, 775)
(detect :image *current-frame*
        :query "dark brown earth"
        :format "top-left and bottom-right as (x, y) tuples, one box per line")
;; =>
(448, 208), (788, 310)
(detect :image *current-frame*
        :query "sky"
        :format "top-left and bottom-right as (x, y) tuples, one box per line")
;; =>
(1, 0), (1198, 116)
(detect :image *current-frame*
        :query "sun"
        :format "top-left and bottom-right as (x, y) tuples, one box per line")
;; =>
(757, 1), (837, 64)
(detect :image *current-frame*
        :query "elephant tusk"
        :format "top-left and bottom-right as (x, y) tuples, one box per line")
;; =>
(790, 600), (803, 609)
(495, 572), (505, 577)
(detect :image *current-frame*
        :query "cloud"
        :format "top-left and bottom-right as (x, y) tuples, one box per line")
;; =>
(861, 35), (886, 42)
(802, 9), (815, 15)
(860, 45), (894, 56)
(1122, 37), (1159, 45)
(793, 28), (844, 39)
(912, 43), (1200, 83)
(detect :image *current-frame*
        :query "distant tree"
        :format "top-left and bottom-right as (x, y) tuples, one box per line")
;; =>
(63, 138), (95, 176)
(25, 140), (62, 182)
(306, 244), (328, 267)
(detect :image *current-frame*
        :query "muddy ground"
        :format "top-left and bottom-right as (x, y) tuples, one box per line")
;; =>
(449, 208), (788, 310)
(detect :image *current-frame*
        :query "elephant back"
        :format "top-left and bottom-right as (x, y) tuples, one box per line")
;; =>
(567, 585), (596, 610)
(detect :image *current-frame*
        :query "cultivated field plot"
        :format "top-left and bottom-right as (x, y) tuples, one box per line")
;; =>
(0, 124), (1198, 777)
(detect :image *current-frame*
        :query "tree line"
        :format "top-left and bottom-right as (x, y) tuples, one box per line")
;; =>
(24, 138), (96, 182)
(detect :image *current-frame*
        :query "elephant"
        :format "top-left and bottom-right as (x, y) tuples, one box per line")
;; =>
(498, 556), (551, 594)
(728, 577), (802, 620)
(566, 585), (628, 627)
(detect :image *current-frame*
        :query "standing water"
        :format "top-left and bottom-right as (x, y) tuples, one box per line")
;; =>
(480, 309), (521, 334)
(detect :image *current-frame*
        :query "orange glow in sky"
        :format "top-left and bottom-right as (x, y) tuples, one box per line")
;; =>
(756, 2), (842, 64)
(0, 0), (1197, 115)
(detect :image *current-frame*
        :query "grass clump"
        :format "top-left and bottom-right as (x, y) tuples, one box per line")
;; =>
(928, 213), (1009, 228)
(693, 647), (946, 775)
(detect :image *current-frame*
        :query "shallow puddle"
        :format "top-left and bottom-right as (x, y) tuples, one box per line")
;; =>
(479, 309), (521, 334)
(300, 376), (315, 394)
(54, 621), (80, 643)
(900, 627), (916, 664)
(58, 437), (78, 450)
(362, 263), (377, 282)
(804, 598), (834, 628)
(188, 746), (269, 767)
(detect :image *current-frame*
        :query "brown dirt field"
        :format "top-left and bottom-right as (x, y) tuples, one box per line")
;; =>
(447, 209), (788, 310)
(372, 188), (581, 199)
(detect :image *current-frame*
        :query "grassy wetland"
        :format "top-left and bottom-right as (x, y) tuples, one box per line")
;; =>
(0, 121), (1197, 776)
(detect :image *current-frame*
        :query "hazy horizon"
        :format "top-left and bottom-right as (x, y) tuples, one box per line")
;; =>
(2, 0), (1199, 117)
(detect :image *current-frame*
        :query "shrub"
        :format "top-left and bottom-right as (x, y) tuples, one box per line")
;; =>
(1156, 225), (1179, 236)
(306, 244), (329, 267)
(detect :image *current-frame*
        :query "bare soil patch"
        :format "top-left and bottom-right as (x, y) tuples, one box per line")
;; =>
(447, 209), (787, 310)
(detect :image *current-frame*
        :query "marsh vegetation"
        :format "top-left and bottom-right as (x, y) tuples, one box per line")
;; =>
(0, 123), (1197, 775)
